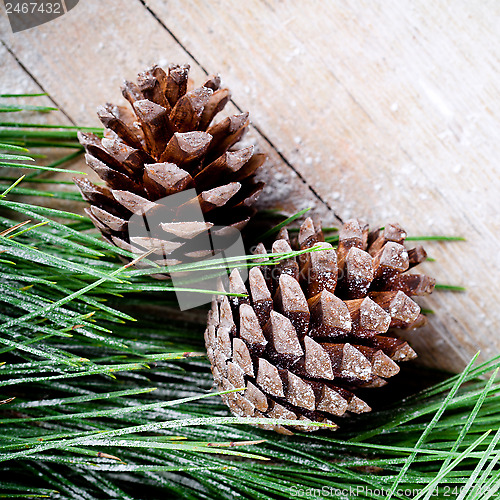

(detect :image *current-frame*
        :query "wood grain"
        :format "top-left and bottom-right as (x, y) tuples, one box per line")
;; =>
(1, 0), (499, 372)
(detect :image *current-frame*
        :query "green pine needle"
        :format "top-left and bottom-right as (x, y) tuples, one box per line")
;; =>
(435, 284), (466, 292)
(406, 235), (466, 242)
(255, 207), (312, 241)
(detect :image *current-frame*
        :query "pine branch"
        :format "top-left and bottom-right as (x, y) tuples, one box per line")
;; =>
(0, 95), (494, 500)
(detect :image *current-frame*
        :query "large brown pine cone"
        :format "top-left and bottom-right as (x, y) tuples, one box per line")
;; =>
(205, 218), (435, 433)
(75, 64), (265, 265)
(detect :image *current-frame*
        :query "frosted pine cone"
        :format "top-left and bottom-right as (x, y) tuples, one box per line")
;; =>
(75, 64), (265, 265)
(205, 218), (435, 434)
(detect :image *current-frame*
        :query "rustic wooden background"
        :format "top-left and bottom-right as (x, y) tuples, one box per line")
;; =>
(1, 1), (499, 373)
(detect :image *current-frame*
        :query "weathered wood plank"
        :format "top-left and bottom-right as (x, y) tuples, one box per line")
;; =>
(0, 3), (332, 219)
(0, 42), (83, 210)
(140, 0), (500, 372)
(1, 0), (499, 372)
(0, 43), (70, 124)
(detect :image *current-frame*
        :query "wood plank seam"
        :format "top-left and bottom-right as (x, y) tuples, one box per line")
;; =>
(0, 40), (76, 126)
(138, 0), (342, 223)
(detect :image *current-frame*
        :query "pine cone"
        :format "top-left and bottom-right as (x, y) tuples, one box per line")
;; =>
(75, 64), (265, 265)
(205, 218), (435, 434)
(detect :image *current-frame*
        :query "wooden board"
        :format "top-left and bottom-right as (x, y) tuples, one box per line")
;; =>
(1, 0), (499, 373)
